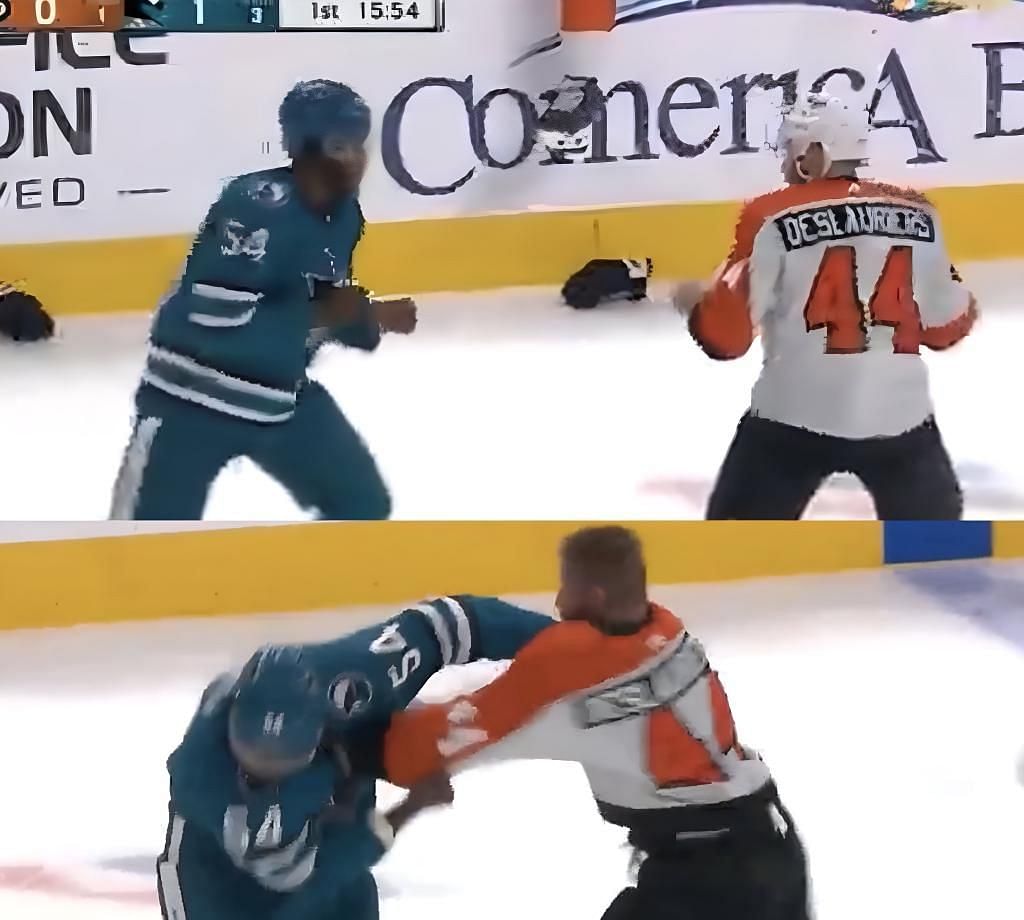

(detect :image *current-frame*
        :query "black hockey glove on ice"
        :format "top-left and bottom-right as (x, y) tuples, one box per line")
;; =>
(562, 259), (653, 310)
(0, 289), (54, 342)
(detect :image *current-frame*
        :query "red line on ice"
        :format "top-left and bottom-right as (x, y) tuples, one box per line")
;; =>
(0, 865), (155, 905)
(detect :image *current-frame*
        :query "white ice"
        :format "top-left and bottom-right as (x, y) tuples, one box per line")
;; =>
(2, 561), (1023, 920)
(1, 261), (1022, 520)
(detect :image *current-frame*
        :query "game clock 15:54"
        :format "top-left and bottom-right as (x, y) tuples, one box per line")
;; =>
(360, 1), (421, 21)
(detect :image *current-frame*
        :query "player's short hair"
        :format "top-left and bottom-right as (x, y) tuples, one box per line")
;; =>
(559, 525), (647, 606)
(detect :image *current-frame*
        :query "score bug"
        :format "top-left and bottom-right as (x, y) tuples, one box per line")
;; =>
(2, 0), (123, 29)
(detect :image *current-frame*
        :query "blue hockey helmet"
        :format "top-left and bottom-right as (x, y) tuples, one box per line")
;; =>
(228, 646), (328, 773)
(279, 79), (371, 158)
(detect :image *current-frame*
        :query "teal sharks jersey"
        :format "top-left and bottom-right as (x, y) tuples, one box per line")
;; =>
(164, 597), (553, 906)
(144, 167), (375, 423)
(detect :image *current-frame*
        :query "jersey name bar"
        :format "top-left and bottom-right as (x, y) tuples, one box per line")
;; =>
(776, 202), (937, 252)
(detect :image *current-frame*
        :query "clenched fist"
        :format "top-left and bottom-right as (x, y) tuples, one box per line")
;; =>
(671, 280), (705, 318)
(373, 297), (418, 335)
(314, 284), (373, 328)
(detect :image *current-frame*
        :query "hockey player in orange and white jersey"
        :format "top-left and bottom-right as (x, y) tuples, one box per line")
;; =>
(673, 91), (977, 520)
(365, 526), (811, 920)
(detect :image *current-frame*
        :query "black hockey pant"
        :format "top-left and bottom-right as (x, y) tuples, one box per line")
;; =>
(706, 412), (962, 520)
(601, 802), (811, 920)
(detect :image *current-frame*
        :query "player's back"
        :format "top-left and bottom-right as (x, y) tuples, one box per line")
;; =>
(744, 178), (974, 439)
(384, 604), (774, 837)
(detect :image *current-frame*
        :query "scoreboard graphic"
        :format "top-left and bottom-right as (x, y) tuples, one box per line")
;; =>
(0, 0), (444, 30)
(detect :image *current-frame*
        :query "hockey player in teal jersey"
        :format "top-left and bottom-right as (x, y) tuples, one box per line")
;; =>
(111, 80), (414, 520)
(158, 595), (553, 920)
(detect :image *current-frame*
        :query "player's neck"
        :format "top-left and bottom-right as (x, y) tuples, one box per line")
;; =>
(600, 602), (652, 635)
(825, 163), (860, 181)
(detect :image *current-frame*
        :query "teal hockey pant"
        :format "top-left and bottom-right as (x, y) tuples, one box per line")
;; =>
(111, 382), (391, 520)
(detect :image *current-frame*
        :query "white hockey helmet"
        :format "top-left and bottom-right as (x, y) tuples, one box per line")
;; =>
(776, 91), (870, 170)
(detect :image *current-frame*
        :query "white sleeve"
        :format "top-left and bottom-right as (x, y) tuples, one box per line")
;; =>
(748, 221), (785, 327)
(915, 214), (974, 328)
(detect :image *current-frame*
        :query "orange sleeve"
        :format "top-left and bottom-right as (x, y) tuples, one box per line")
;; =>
(688, 203), (765, 360)
(382, 620), (662, 787)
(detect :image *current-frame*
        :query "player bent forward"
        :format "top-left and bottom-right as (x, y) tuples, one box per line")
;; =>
(674, 91), (977, 520)
(368, 526), (811, 920)
(157, 595), (553, 920)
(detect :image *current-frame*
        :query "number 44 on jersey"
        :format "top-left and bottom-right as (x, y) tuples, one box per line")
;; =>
(805, 245), (924, 355)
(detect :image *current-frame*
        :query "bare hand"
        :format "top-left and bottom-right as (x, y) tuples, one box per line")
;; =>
(405, 772), (454, 810)
(374, 297), (418, 335)
(672, 280), (705, 317)
(315, 284), (373, 328)
(385, 772), (454, 836)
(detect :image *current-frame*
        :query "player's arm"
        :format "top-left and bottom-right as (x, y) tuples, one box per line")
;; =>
(347, 596), (554, 718)
(270, 774), (452, 920)
(310, 201), (415, 342)
(380, 621), (606, 788)
(397, 594), (555, 677)
(267, 808), (394, 920)
(310, 281), (383, 352)
(685, 199), (781, 360)
(914, 208), (978, 350)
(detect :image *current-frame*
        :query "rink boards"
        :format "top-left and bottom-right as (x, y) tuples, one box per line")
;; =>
(4, 3), (1024, 315)
(0, 521), (1022, 630)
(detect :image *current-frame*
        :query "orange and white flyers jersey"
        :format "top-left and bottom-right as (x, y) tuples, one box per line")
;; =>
(689, 178), (978, 440)
(383, 605), (771, 816)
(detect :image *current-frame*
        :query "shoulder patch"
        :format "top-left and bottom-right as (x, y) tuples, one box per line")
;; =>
(230, 173), (293, 209)
(329, 673), (374, 718)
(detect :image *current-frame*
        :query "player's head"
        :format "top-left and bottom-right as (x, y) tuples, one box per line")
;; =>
(556, 526), (648, 628)
(228, 645), (327, 784)
(776, 91), (870, 185)
(279, 79), (371, 209)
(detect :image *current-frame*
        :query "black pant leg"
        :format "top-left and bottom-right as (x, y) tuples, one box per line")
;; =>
(706, 414), (832, 520)
(851, 417), (963, 520)
(599, 888), (644, 920)
(612, 808), (812, 920)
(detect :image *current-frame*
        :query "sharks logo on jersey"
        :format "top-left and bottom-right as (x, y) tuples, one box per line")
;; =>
(329, 673), (374, 718)
(221, 220), (270, 262)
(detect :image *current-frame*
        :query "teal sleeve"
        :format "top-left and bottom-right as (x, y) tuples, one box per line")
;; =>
(450, 595), (555, 662)
(270, 808), (389, 920)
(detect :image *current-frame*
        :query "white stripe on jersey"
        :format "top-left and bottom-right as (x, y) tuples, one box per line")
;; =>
(412, 603), (454, 665)
(439, 596), (473, 665)
(157, 814), (187, 920)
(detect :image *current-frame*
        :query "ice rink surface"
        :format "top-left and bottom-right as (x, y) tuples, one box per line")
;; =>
(1, 262), (1021, 520)
(2, 560), (1023, 920)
